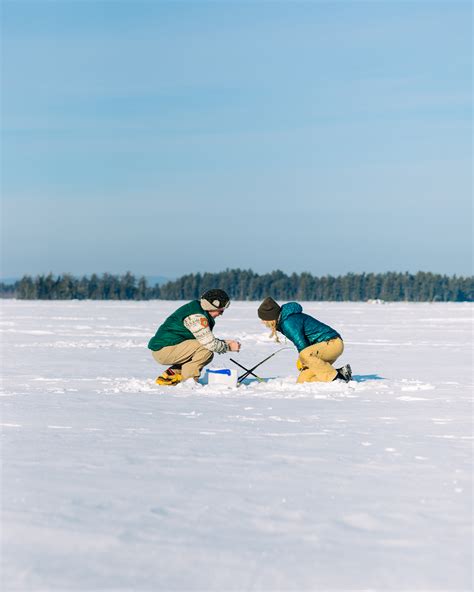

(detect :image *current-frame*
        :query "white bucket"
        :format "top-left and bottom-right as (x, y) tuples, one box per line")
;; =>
(206, 368), (238, 388)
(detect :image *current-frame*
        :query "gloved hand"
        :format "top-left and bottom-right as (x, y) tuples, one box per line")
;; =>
(296, 358), (307, 372)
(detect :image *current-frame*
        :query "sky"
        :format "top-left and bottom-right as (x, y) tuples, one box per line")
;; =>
(1, 0), (472, 280)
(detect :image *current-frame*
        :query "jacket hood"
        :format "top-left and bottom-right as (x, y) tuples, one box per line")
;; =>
(279, 302), (303, 322)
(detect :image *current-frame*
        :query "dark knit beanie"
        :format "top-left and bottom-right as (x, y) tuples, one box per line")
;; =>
(200, 289), (230, 311)
(258, 297), (281, 321)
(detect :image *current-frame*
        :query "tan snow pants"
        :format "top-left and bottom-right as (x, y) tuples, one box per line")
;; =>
(297, 337), (344, 383)
(151, 339), (213, 381)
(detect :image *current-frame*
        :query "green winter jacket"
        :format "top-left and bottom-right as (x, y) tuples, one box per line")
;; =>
(148, 300), (215, 351)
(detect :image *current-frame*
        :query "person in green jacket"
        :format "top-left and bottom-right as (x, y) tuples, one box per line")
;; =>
(149, 289), (241, 385)
(257, 297), (352, 383)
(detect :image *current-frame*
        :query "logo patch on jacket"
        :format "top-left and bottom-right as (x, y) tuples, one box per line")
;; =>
(200, 318), (209, 328)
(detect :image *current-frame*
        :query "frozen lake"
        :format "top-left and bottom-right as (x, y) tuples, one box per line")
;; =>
(1, 300), (472, 591)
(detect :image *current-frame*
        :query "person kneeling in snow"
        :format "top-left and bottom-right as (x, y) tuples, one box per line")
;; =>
(257, 297), (352, 383)
(148, 289), (241, 385)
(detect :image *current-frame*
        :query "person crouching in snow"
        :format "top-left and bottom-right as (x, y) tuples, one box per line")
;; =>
(148, 289), (241, 385)
(257, 297), (352, 383)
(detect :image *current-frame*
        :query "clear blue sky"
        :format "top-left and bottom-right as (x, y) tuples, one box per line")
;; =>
(1, 0), (472, 279)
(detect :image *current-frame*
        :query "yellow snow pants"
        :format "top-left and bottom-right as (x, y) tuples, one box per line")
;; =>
(297, 337), (344, 383)
(152, 339), (213, 381)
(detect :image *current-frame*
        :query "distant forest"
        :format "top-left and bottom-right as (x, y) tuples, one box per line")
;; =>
(0, 270), (472, 302)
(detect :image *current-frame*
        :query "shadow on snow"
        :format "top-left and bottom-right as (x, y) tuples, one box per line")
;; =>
(239, 374), (385, 386)
(352, 374), (385, 382)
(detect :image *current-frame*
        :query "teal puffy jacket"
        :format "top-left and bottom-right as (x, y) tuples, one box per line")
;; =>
(277, 302), (341, 352)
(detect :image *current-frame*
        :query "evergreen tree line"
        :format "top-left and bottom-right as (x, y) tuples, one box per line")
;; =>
(0, 270), (472, 301)
(0, 272), (159, 301)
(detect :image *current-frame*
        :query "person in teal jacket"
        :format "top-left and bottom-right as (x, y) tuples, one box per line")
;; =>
(257, 297), (352, 383)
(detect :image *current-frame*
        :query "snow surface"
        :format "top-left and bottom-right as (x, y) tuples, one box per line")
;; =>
(1, 300), (472, 591)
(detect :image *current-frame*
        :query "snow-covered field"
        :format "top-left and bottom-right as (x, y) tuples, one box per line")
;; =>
(1, 300), (472, 591)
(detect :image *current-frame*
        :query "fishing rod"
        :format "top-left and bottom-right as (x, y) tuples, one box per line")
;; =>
(229, 358), (265, 383)
(231, 347), (290, 385)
